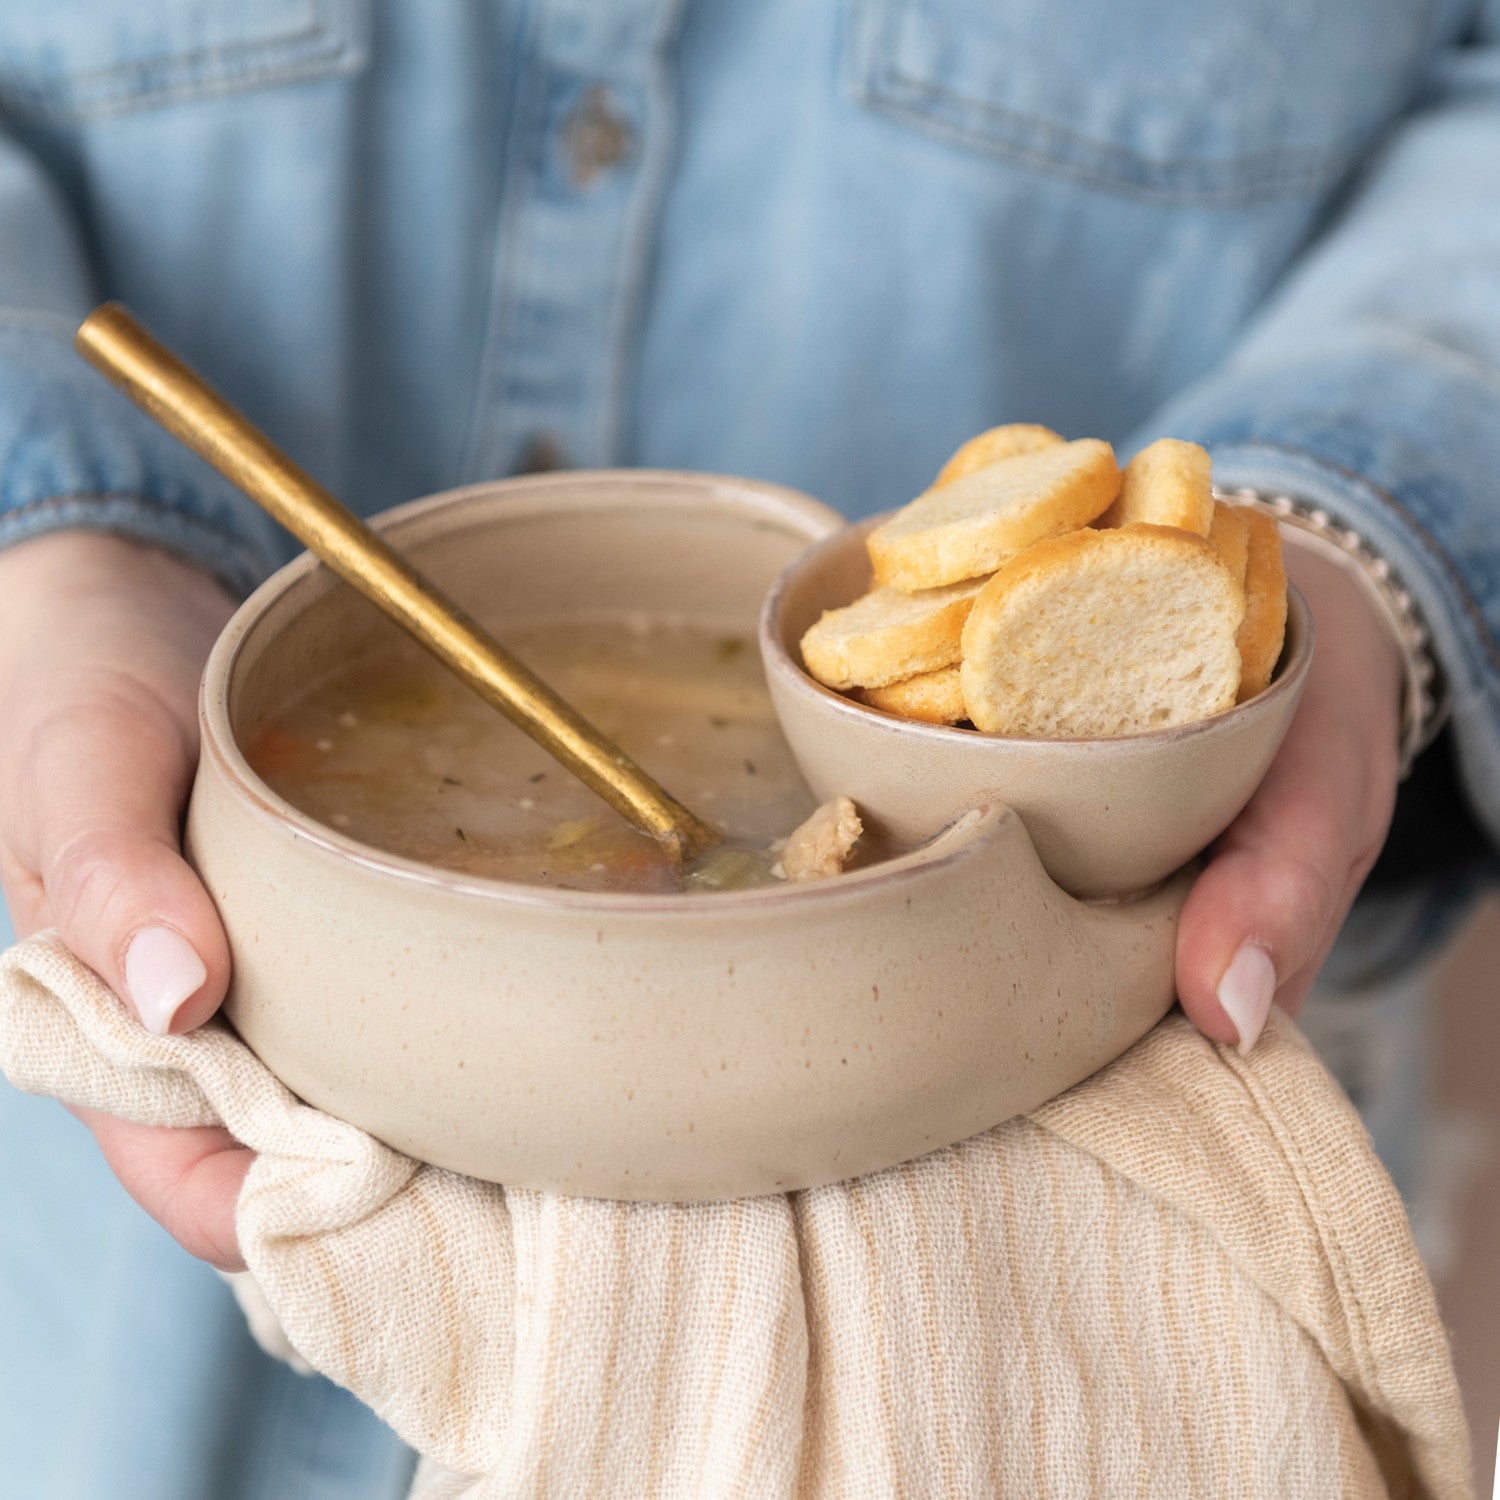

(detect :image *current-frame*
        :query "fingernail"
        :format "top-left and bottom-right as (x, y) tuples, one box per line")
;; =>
(124, 926), (207, 1036)
(1217, 942), (1277, 1056)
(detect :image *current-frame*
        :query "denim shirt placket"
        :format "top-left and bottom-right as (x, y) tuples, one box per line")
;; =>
(460, 0), (685, 482)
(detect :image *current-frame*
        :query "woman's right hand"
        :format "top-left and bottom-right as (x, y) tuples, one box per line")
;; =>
(0, 530), (251, 1270)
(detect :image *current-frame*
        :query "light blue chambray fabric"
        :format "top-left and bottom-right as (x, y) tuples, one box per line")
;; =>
(4, 2), (1500, 1495)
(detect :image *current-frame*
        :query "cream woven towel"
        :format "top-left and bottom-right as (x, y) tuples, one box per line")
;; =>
(0, 933), (1472, 1500)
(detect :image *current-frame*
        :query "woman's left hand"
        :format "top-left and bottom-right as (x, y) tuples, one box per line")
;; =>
(1174, 543), (1404, 1052)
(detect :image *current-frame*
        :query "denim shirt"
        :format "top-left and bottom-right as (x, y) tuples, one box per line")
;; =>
(2, 0), (1500, 885)
(2, 9), (1499, 1496)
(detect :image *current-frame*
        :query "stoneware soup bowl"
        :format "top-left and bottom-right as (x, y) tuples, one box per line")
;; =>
(761, 515), (1313, 900)
(189, 471), (1191, 1202)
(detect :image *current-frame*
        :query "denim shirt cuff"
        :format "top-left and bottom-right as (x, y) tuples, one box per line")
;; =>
(0, 490), (276, 600)
(1131, 328), (1500, 854)
(0, 318), (289, 597)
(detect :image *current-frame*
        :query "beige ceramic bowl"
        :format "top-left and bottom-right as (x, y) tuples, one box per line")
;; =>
(189, 471), (1191, 1201)
(762, 515), (1312, 900)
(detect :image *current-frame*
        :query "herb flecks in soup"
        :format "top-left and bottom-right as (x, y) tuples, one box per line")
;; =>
(247, 617), (846, 894)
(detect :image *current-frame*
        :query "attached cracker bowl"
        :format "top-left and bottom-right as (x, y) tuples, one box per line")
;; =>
(761, 516), (1313, 900)
(188, 473), (1191, 1201)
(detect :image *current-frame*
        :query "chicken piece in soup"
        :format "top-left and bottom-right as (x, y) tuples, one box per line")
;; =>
(246, 616), (860, 894)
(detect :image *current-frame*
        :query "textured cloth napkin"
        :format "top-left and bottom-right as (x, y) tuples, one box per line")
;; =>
(0, 933), (1472, 1499)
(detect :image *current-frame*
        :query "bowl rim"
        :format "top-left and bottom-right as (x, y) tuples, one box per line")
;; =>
(758, 511), (1315, 752)
(197, 469), (1024, 914)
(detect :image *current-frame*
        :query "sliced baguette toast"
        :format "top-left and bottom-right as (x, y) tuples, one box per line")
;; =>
(1206, 501), (1250, 591)
(960, 525), (1244, 737)
(1099, 439), (1213, 536)
(868, 438), (1120, 592)
(800, 577), (988, 691)
(932, 424), (1063, 489)
(856, 665), (967, 725)
(1236, 508), (1288, 701)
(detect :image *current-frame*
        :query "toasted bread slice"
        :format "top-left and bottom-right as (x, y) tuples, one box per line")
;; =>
(960, 525), (1244, 737)
(800, 577), (989, 691)
(1236, 508), (1288, 701)
(932, 424), (1064, 489)
(1206, 501), (1250, 591)
(856, 665), (967, 725)
(868, 439), (1120, 592)
(1099, 439), (1213, 536)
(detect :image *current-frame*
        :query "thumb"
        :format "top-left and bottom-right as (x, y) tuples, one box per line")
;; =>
(1175, 726), (1392, 1053)
(1176, 548), (1403, 1054)
(20, 685), (229, 1035)
(1176, 811), (1343, 1053)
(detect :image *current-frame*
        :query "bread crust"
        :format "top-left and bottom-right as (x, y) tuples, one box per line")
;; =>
(932, 424), (1063, 489)
(799, 578), (988, 691)
(1235, 508), (1288, 701)
(960, 525), (1244, 737)
(1099, 439), (1213, 536)
(868, 439), (1120, 592)
(856, 666), (967, 725)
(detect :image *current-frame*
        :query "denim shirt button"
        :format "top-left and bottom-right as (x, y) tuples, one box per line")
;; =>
(562, 85), (634, 186)
(514, 434), (570, 474)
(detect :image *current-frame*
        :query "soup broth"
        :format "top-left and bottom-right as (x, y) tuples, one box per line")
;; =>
(247, 616), (829, 895)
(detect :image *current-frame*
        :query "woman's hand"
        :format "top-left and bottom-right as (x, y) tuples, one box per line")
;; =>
(1175, 544), (1404, 1052)
(0, 531), (249, 1270)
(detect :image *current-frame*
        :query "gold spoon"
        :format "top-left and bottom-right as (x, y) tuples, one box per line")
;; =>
(75, 302), (721, 863)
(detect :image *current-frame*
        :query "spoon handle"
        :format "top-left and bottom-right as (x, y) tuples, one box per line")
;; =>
(76, 302), (720, 861)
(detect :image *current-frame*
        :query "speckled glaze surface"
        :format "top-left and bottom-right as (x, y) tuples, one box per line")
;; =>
(188, 472), (1191, 1200)
(762, 515), (1313, 900)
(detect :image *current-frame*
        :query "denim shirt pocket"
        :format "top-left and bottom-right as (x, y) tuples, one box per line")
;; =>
(845, 0), (1434, 205)
(0, 0), (368, 120)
